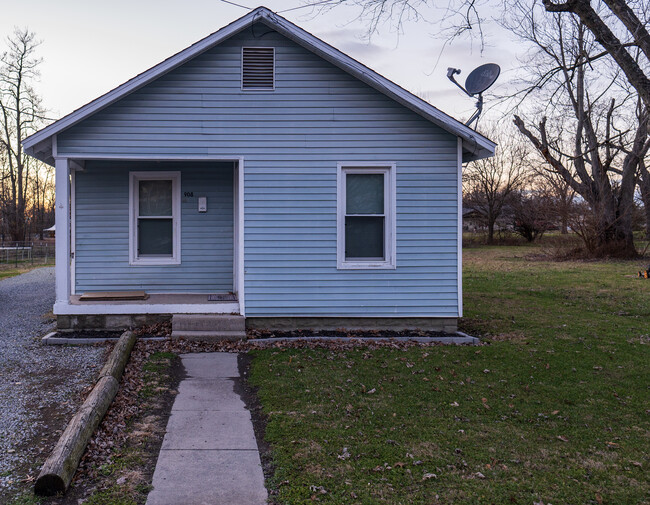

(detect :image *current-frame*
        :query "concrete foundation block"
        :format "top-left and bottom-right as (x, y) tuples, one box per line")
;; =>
(56, 313), (170, 331)
(245, 317), (458, 332)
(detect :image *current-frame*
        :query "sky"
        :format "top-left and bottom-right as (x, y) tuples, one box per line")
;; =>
(1, 0), (519, 125)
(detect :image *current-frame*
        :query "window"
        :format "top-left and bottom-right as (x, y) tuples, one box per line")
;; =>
(337, 164), (396, 269)
(242, 47), (275, 90)
(129, 172), (181, 265)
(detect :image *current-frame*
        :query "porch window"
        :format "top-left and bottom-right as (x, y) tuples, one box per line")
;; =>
(337, 164), (396, 269)
(129, 172), (181, 265)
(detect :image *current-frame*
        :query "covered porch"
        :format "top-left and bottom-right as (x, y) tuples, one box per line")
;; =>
(53, 155), (245, 318)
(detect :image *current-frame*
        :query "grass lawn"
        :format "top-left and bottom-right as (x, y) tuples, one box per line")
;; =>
(248, 244), (650, 504)
(0, 260), (54, 280)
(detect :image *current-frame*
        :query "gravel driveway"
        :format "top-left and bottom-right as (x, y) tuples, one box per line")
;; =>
(0, 267), (105, 499)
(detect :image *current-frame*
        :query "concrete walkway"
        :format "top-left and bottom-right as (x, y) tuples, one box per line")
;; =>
(146, 353), (267, 505)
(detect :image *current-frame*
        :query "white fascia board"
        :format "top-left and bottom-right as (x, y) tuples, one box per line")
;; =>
(23, 7), (495, 161)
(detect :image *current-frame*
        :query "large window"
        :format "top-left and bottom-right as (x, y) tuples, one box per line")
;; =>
(337, 164), (396, 269)
(129, 172), (181, 265)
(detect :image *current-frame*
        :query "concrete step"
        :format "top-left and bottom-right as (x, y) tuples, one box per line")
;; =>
(171, 314), (246, 341)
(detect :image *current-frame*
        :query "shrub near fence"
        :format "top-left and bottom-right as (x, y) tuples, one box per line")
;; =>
(0, 241), (53, 266)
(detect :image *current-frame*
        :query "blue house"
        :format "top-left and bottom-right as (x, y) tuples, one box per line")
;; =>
(23, 7), (495, 337)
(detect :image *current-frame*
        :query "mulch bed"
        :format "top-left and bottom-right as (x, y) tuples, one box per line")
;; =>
(57, 318), (466, 343)
(247, 328), (455, 339)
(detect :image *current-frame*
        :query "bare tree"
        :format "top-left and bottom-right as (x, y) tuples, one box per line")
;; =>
(28, 161), (54, 240)
(511, 187), (555, 242)
(638, 157), (650, 239)
(507, 7), (648, 257)
(542, 0), (650, 107)
(0, 29), (44, 242)
(463, 125), (530, 243)
(535, 166), (576, 234)
(311, 0), (649, 106)
(307, 0), (484, 42)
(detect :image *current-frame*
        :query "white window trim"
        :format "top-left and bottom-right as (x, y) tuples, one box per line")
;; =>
(129, 171), (181, 266)
(241, 46), (275, 91)
(337, 162), (396, 270)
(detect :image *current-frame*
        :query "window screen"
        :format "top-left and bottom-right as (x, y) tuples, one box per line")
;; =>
(137, 179), (173, 256)
(345, 173), (385, 260)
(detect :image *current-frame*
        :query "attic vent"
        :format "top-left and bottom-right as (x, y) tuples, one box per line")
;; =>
(242, 47), (275, 90)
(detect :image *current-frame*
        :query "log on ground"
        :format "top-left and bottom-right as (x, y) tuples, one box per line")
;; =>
(35, 330), (136, 496)
(98, 330), (136, 380)
(35, 376), (119, 495)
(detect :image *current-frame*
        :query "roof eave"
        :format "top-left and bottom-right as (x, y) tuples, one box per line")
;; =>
(23, 6), (496, 161)
(23, 9), (262, 151)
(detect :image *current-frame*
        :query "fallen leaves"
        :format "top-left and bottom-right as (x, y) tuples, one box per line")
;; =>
(76, 340), (174, 482)
(309, 484), (327, 495)
(556, 435), (569, 442)
(337, 447), (351, 460)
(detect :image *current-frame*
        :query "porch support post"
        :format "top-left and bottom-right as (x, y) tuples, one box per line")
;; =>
(54, 157), (71, 307)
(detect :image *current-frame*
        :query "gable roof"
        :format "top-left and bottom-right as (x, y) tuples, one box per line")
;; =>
(23, 6), (495, 163)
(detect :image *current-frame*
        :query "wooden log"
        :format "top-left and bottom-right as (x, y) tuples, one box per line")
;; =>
(35, 330), (136, 496)
(98, 331), (137, 381)
(35, 376), (119, 495)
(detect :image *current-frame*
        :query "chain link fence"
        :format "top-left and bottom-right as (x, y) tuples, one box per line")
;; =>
(0, 241), (54, 266)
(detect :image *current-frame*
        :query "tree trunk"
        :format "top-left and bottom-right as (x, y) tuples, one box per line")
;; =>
(487, 212), (495, 244)
(594, 201), (637, 258)
(639, 178), (650, 240)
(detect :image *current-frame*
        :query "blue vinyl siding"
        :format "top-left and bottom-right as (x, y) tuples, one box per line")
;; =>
(74, 161), (233, 293)
(60, 25), (460, 316)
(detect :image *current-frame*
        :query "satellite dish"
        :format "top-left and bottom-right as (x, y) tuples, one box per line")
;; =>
(446, 63), (501, 128)
(465, 63), (500, 96)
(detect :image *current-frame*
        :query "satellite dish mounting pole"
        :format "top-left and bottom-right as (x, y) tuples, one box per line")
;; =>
(465, 93), (483, 128)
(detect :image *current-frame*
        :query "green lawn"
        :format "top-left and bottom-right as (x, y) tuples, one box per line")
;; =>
(0, 261), (54, 280)
(248, 245), (650, 504)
